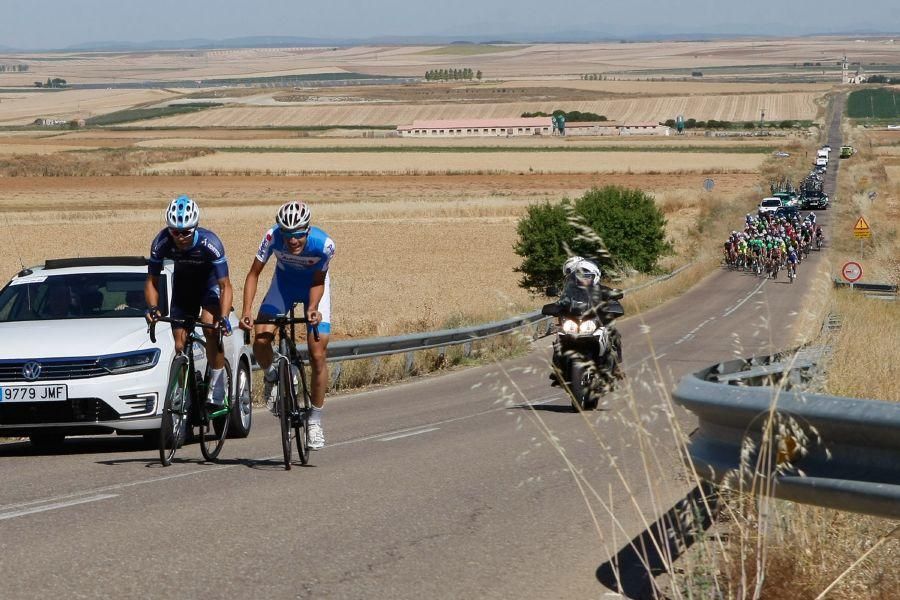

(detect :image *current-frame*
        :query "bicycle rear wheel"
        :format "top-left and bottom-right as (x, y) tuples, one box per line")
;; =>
(200, 361), (232, 462)
(276, 357), (294, 470)
(160, 355), (190, 467)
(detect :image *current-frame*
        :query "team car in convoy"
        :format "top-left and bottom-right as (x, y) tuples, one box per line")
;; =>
(0, 257), (253, 448)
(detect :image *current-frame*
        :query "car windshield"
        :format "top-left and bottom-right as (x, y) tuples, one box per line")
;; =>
(0, 272), (166, 323)
(762, 199), (781, 207)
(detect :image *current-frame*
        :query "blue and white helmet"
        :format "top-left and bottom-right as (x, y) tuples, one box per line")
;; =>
(166, 195), (200, 230)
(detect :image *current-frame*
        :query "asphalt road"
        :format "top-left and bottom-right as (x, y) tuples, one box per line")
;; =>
(0, 97), (844, 599)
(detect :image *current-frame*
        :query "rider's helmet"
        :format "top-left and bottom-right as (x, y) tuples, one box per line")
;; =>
(276, 201), (312, 233)
(562, 256), (585, 277)
(572, 260), (601, 286)
(166, 195), (200, 230)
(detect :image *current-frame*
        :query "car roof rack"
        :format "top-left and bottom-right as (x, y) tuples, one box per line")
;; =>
(43, 256), (149, 270)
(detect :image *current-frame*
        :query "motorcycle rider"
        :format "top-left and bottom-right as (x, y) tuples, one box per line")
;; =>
(550, 256), (625, 383)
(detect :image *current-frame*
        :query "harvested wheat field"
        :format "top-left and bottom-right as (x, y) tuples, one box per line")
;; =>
(148, 150), (765, 175)
(0, 172), (750, 335)
(0, 88), (179, 125)
(130, 92), (820, 127)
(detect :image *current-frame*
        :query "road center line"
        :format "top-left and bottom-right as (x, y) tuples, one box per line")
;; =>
(379, 427), (440, 442)
(722, 279), (767, 318)
(0, 493), (118, 521)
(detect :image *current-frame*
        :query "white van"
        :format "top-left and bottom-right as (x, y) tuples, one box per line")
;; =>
(815, 156), (828, 168)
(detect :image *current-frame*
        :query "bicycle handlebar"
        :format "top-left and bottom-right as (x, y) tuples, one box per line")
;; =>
(254, 315), (320, 343)
(148, 316), (225, 350)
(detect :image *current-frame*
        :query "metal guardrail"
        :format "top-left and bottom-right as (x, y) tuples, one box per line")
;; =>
(673, 350), (900, 519)
(833, 279), (898, 298)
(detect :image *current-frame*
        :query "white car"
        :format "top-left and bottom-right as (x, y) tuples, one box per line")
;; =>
(0, 257), (253, 448)
(758, 197), (783, 215)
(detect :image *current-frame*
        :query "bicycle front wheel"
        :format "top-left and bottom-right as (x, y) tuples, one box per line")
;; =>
(160, 355), (190, 467)
(200, 361), (232, 462)
(276, 357), (294, 470)
(295, 363), (311, 466)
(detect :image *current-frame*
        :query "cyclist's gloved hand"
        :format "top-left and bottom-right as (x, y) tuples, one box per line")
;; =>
(145, 306), (161, 323)
(218, 316), (233, 336)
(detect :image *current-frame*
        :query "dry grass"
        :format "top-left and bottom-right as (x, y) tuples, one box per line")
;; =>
(0, 88), (178, 126)
(147, 150), (766, 175)
(0, 148), (212, 176)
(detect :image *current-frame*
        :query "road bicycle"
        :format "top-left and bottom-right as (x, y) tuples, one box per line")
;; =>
(149, 316), (231, 466)
(255, 305), (320, 470)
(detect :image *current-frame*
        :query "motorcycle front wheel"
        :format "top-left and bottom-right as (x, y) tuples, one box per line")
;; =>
(568, 359), (599, 411)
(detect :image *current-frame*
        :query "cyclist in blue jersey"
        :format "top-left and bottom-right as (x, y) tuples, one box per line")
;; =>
(145, 195), (234, 408)
(239, 201), (334, 450)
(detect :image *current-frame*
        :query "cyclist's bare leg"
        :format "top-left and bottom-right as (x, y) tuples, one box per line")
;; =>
(200, 308), (224, 370)
(252, 323), (277, 370)
(307, 332), (330, 409)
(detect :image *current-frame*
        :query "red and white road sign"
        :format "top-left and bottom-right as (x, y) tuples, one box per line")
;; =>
(841, 261), (863, 283)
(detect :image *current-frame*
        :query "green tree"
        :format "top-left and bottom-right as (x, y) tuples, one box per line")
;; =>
(514, 186), (672, 293)
(574, 186), (671, 274)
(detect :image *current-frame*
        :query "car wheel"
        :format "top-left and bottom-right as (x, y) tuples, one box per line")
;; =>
(228, 359), (253, 438)
(29, 433), (65, 450)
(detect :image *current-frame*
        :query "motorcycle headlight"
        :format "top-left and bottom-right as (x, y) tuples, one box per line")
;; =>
(579, 320), (598, 334)
(99, 349), (161, 374)
(561, 319), (579, 334)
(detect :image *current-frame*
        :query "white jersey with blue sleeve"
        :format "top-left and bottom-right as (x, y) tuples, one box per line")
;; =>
(256, 226), (334, 284)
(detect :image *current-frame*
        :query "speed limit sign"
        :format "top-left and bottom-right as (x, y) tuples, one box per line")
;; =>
(841, 261), (862, 283)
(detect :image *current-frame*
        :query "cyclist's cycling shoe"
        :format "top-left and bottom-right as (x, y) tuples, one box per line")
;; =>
(308, 423), (325, 450)
(206, 394), (225, 410)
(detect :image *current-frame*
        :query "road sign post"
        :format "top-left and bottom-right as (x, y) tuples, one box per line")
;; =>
(853, 216), (871, 258)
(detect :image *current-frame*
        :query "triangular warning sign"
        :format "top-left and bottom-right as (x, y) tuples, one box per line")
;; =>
(854, 216), (870, 231)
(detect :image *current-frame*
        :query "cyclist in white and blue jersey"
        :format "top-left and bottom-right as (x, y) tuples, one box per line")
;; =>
(240, 201), (334, 450)
(145, 195), (234, 408)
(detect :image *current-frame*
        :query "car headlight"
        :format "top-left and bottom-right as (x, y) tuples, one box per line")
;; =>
(579, 320), (598, 334)
(99, 349), (161, 374)
(562, 319), (579, 334)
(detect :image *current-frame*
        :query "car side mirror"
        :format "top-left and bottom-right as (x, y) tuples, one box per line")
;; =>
(541, 303), (561, 317)
(544, 285), (559, 298)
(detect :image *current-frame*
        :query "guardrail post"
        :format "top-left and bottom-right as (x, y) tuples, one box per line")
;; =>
(370, 357), (382, 384)
(463, 341), (473, 357)
(404, 352), (415, 376)
(330, 361), (342, 388)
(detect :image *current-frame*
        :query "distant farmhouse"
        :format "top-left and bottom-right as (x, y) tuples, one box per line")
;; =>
(397, 117), (670, 137)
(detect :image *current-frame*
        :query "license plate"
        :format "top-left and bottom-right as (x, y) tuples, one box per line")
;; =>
(0, 384), (68, 402)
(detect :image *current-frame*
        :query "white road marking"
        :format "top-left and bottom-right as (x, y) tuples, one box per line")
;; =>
(721, 279), (767, 318)
(673, 317), (717, 345)
(0, 494), (118, 521)
(379, 427), (440, 442)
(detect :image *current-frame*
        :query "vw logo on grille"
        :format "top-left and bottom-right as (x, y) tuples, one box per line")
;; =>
(22, 361), (42, 381)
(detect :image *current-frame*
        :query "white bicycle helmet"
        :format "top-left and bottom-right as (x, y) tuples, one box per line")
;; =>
(276, 201), (311, 232)
(562, 255), (585, 277)
(166, 195), (200, 230)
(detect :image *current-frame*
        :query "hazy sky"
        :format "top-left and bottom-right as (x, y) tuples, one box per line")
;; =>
(1, 0), (897, 49)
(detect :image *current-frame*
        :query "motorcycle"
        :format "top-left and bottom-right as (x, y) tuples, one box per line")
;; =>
(542, 284), (625, 411)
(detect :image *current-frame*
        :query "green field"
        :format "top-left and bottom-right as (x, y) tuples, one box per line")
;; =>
(85, 103), (222, 126)
(847, 88), (900, 119)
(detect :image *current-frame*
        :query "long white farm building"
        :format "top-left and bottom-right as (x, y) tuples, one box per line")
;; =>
(397, 118), (670, 137)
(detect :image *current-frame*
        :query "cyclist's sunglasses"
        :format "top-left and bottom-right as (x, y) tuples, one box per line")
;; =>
(282, 228), (309, 240)
(168, 227), (195, 239)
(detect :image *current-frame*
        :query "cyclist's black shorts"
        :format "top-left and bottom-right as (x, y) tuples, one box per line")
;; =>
(170, 277), (221, 328)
